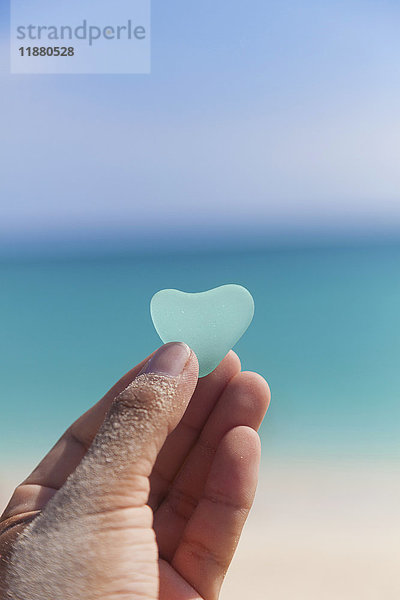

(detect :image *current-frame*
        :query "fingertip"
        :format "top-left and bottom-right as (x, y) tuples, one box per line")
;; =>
(225, 350), (241, 373)
(182, 345), (199, 385)
(240, 371), (271, 410)
(208, 425), (261, 509)
(221, 425), (261, 463)
(187, 346), (199, 371)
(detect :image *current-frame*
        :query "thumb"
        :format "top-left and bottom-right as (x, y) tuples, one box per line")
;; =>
(56, 342), (198, 515)
(4, 343), (198, 599)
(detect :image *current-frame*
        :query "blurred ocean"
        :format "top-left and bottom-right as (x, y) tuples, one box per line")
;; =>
(0, 242), (399, 468)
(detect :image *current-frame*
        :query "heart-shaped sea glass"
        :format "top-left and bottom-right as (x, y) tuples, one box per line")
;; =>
(150, 284), (254, 377)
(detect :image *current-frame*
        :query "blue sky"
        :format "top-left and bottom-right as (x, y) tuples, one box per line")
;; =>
(1, 0), (400, 252)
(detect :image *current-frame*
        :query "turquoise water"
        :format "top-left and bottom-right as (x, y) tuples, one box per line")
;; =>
(1, 243), (399, 469)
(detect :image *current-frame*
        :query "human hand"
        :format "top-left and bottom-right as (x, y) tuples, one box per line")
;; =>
(0, 342), (270, 600)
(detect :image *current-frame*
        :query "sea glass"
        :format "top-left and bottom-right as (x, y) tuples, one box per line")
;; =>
(150, 284), (254, 377)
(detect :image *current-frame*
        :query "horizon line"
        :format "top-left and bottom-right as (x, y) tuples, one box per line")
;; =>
(1, 227), (400, 261)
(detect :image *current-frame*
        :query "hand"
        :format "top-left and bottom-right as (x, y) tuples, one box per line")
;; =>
(0, 342), (270, 600)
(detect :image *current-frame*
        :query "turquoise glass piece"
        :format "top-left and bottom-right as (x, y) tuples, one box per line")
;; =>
(150, 284), (254, 377)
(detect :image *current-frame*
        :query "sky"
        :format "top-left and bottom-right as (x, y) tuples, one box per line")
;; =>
(1, 0), (400, 253)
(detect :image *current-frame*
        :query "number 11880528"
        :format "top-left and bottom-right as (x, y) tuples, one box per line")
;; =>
(19, 47), (75, 57)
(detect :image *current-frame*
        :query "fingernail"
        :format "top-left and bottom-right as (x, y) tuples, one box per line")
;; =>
(141, 342), (191, 377)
